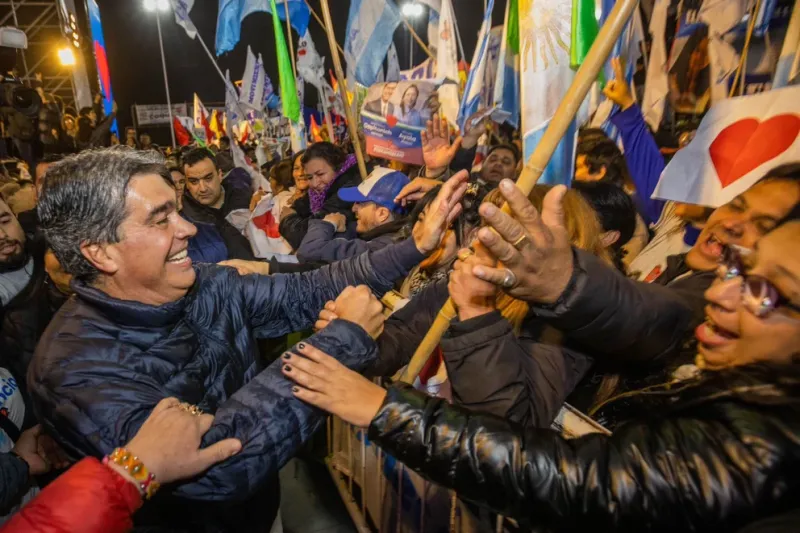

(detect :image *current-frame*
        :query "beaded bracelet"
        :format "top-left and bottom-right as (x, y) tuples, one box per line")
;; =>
(103, 447), (160, 499)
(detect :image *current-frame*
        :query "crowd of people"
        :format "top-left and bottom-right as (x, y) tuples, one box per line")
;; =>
(0, 54), (798, 533)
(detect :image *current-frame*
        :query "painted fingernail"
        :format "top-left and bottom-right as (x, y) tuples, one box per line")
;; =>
(283, 365), (292, 372)
(292, 386), (299, 393)
(298, 342), (306, 350)
(283, 353), (291, 360)
(501, 179), (513, 191)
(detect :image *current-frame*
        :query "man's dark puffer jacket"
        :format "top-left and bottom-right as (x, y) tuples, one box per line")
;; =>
(28, 239), (424, 532)
(296, 217), (407, 264)
(369, 363), (800, 532)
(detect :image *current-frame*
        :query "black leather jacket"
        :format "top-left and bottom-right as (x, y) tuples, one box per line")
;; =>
(369, 363), (800, 532)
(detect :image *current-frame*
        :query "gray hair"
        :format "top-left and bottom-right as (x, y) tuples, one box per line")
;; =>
(38, 146), (173, 283)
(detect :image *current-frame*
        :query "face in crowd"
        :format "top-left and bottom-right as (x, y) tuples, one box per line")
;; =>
(698, 220), (800, 370)
(305, 157), (338, 194)
(353, 202), (392, 234)
(90, 173), (198, 306)
(0, 198), (26, 272)
(184, 157), (224, 208)
(481, 147), (519, 185)
(170, 169), (186, 210)
(293, 157), (309, 193)
(686, 178), (800, 272)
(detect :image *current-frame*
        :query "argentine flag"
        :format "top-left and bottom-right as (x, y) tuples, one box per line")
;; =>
(457, 0), (496, 132)
(345, 0), (403, 87)
(492, 0), (520, 128)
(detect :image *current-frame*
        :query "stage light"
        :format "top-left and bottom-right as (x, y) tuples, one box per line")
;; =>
(143, 0), (170, 12)
(58, 47), (76, 66)
(401, 2), (424, 18)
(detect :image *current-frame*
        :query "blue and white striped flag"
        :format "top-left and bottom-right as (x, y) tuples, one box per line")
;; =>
(216, 0), (310, 55)
(170, 0), (197, 39)
(773, 0), (800, 88)
(345, 0), (403, 87)
(519, 0), (581, 185)
(492, 0), (520, 128)
(456, 0), (496, 132)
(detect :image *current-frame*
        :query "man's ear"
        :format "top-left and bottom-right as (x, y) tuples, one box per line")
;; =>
(600, 230), (621, 249)
(377, 206), (392, 224)
(80, 242), (120, 277)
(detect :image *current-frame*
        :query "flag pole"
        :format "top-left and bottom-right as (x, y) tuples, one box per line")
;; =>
(398, 0), (641, 384)
(319, 0), (369, 181)
(283, 0), (298, 78)
(304, 0), (345, 58)
(400, 14), (435, 60)
(155, 13), (177, 149)
(192, 31), (250, 123)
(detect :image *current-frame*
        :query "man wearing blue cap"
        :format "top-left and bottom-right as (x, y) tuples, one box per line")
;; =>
(296, 168), (410, 263)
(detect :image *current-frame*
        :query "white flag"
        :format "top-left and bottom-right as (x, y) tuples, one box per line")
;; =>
(653, 86), (800, 207)
(297, 30), (325, 88)
(386, 43), (401, 82)
(169, 0), (197, 39)
(240, 46), (266, 111)
(436, 0), (460, 124)
(224, 70), (242, 130)
(193, 93), (210, 130)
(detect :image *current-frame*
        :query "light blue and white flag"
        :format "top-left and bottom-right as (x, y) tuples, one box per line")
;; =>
(456, 0), (496, 132)
(386, 43), (402, 82)
(240, 46), (268, 111)
(216, 0), (310, 55)
(519, 0), (580, 185)
(773, 0), (800, 88)
(491, 0), (519, 128)
(437, 0), (460, 123)
(170, 0), (197, 39)
(345, 0), (403, 87)
(224, 70), (242, 127)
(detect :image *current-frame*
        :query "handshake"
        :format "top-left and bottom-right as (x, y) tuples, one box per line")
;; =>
(314, 285), (386, 339)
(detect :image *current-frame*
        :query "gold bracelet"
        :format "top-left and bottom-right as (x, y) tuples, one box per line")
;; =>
(104, 447), (160, 499)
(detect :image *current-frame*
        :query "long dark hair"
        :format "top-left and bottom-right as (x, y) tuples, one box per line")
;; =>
(301, 142), (346, 172)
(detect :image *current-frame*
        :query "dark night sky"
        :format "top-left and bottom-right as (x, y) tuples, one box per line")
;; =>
(95, 0), (504, 145)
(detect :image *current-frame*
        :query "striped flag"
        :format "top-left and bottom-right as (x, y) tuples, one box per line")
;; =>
(169, 0), (197, 39)
(345, 0), (402, 87)
(492, 0), (520, 128)
(456, 0), (495, 132)
(773, 0), (800, 88)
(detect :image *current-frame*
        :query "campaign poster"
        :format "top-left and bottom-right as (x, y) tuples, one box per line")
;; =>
(361, 80), (439, 165)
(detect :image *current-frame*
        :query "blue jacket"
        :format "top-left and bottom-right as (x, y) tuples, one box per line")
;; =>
(186, 218), (229, 264)
(28, 239), (424, 531)
(296, 218), (406, 264)
(610, 104), (666, 227)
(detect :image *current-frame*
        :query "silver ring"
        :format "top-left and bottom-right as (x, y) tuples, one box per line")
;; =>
(502, 268), (517, 288)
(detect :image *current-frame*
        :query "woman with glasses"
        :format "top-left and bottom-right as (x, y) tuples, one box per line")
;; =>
(279, 185), (800, 532)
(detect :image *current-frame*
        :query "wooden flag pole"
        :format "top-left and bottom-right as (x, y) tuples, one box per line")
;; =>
(400, 14), (435, 60)
(284, 0), (298, 79)
(319, 0), (369, 181)
(399, 0), (641, 384)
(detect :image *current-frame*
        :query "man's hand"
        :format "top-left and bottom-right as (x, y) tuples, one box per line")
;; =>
(218, 259), (270, 276)
(412, 170), (470, 255)
(473, 180), (573, 304)
(332, 286), (385, 339)
(421, 116), (462, 176)
(314, 301), (338, 332)
(394, 177), (442, 207)
(12, 425), (51, 475)
(602, 57), (634, 111)
(124, 398), (241, 484)
(462, 112), (488, 150)
(323, 212), (347, 233)
(449, 246), (498, 321)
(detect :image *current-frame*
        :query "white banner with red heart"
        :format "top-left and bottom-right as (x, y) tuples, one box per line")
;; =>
(653, 86), (800, 207)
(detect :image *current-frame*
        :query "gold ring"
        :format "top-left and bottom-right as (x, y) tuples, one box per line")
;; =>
(457, 248), (474, 261)
(179, 403), (203, 416)
(512, 234), (530, 250)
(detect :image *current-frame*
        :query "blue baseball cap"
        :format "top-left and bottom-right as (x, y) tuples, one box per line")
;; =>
(338, 167), (410, 212)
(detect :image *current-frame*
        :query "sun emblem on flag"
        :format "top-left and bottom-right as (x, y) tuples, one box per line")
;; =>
(519, 0), (571, 73)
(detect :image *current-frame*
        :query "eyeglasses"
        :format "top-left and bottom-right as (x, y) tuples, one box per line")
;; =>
(719, 245), (800, 318)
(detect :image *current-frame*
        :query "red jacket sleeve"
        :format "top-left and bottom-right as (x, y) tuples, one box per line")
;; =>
(1, 457), (142, 533)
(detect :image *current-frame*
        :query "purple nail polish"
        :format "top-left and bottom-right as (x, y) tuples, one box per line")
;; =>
(283, 365), (291, 372)
(283, 353), (291, 360)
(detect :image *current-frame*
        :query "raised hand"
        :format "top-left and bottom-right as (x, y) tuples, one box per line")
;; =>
(473, 180), (573, 304)
(421, 115), (463, 176)
(124, 397), (241, 484)
(331, 285), (385, 339)
(394, 177), (442, 207)
(602, 57), (634, 111)
(282, 343), (387, 428)
(411, 170), (470, 255)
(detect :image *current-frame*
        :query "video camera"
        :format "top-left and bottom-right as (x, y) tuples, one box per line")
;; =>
(0, 27), (42, 142)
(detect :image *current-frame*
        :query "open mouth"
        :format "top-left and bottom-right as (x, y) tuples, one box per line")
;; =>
(695, 317), (738, 348)
(701, 232), (725, 260)
(0, 242), (18, 255)
(166, 249), (190, 265)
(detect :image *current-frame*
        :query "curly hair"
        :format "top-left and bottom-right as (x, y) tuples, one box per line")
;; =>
(301, 142), (346, 171)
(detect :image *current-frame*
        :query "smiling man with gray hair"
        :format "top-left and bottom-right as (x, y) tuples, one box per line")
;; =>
(29, 146), (468, 531)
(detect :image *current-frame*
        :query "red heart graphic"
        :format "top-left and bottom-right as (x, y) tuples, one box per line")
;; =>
(709, 114), (800, 188)
(386, 114), (398, 128)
